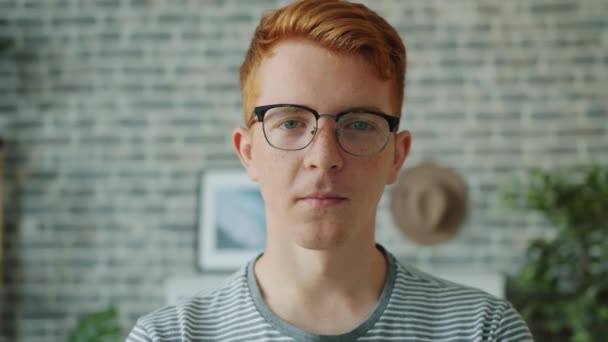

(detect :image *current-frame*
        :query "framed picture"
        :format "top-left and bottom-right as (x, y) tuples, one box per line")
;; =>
(198, 169), (266, 270)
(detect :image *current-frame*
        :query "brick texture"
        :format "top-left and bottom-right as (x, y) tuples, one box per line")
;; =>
(0, 0), (606, 340)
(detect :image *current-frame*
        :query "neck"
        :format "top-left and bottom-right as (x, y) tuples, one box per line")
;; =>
(264, 243), (384, 285)
(252, 236), (388, 334)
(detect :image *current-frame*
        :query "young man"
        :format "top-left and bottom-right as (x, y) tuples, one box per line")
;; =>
(128, 1), (533, 341)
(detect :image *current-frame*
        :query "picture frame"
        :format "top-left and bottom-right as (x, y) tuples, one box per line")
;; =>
(198, 169), (266, 270)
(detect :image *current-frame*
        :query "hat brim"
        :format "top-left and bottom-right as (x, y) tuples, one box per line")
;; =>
(390, 163), (468, 245)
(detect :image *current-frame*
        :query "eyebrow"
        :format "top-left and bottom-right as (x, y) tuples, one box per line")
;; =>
(341, 106), (387, 114)
(282, 103), (390, 115)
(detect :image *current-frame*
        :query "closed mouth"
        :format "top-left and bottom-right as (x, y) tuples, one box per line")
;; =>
(302, 193), (347, 200)
(299, 193), (348, 207)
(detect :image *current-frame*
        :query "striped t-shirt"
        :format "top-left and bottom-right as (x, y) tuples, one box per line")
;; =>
(127, 247), (533, 341)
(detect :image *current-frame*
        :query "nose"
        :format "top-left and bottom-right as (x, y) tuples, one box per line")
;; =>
(303, 119), (344, 171)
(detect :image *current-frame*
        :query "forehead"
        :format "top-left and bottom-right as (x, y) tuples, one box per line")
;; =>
(255, 40), (392, 114)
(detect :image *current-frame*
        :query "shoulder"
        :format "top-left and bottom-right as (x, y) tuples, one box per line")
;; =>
(127, 268), (253, 341)
(393, 261), (508, 306)
(387, 261), (533, 341)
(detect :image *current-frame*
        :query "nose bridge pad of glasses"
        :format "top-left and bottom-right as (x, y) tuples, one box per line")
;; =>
(313, 114), (341, 137)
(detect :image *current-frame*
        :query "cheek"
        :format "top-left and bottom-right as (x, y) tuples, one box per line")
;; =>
(355, 157), (393, 192)
(254, 149), (299, 198)
(258, 149), (296, 175)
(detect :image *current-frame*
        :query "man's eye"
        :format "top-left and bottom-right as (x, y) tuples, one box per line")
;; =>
(347, 120), (373, 131)
(354, 121), (369, 130)
(280, 120), (304, 129)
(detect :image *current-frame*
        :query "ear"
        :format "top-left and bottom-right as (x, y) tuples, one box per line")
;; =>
(232, 127), (258, 182)
(386, 130), (411, 185)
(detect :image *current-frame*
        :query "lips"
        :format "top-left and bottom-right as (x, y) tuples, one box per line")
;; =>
(299, 192), (348, 208)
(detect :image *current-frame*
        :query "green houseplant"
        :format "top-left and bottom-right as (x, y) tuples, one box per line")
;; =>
(67, 307), (122, 342)
(0, 37), (12, 52)
(501, 165), (608, 342)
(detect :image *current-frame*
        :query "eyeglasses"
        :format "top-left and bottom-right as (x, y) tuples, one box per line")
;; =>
(248, 104), (400, 157)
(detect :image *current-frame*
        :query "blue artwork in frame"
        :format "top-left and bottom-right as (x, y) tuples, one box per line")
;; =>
(198, 169), (266, 270)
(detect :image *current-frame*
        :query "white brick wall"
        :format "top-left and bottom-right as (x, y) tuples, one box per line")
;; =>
(0, 0), (606, 340)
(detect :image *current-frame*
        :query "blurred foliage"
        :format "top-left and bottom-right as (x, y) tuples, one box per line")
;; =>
(0, 37), (13, 53)
(67, 307), (122, 342)
(502, 165), (608, 342)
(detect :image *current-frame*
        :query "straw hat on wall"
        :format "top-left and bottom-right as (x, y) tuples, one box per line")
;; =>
(390, 163), (468, 245)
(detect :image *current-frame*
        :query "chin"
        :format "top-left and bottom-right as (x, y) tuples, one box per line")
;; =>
(292, 225), (351, 250)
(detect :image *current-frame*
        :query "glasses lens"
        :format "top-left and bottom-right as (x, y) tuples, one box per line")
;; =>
(337, 112), (391, 156)
(262, 106), (317, 150)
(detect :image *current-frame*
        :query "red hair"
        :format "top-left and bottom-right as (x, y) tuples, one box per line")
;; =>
(239, 0), (407, 123)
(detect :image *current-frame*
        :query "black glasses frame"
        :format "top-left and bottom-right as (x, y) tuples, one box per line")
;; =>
(250, 104), (400, 132)
(248, 103), (401, 156)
